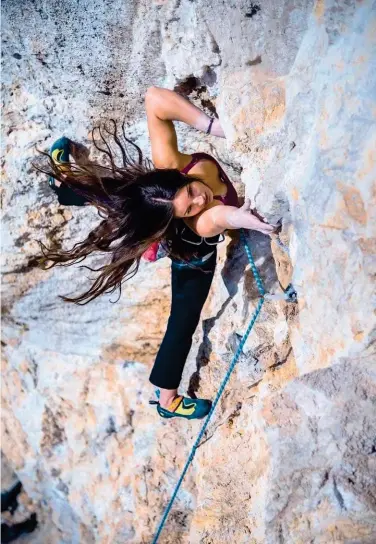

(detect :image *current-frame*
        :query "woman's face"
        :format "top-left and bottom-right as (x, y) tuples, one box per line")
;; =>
(173, 181), (213, 218)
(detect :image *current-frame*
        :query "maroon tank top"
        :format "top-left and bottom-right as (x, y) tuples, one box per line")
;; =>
(179, 152), (239, 207)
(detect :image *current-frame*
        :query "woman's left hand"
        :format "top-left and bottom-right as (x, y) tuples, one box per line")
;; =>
(210, 118), (226, 138)
(196, 115), (226, 138)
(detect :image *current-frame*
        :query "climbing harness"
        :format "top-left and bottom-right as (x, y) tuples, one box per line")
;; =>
(152, 228), (296, 543)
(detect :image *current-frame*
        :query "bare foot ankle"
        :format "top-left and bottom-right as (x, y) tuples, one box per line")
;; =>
(70, 141), (91, 165)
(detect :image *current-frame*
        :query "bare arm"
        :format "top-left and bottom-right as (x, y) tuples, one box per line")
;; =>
(146, 86), (225, 138)
(186, 201), (276, 237)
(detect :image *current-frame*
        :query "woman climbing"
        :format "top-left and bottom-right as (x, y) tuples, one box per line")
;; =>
(36, 86), (275, 421)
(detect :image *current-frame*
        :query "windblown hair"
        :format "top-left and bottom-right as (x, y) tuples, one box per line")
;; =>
(34, 120), (204, 305)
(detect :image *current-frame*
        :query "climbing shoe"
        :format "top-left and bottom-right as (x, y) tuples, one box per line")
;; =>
(150, 395), (212, 420)
(49, 136), (71, 187)
(48, 137), (89, 206)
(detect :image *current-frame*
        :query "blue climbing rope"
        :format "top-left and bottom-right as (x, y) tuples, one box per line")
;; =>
(152, 229), (265, 544)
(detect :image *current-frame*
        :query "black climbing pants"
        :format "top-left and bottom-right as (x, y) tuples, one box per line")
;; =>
(149, 250), (217, 390)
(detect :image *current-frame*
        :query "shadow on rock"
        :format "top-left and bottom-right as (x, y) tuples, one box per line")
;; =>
(188, 228), (278, 397)
(187, 296), (232, 398)
(222, 229), (278, 300)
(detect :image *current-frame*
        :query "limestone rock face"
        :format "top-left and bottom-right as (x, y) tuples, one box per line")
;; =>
(2, 1), (375, 543)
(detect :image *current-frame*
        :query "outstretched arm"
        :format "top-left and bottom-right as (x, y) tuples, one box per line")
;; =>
(185, 200), (276, 238)
(145, 86), (225, 138)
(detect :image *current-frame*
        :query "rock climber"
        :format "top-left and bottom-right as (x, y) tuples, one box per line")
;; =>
(35, 86), (275, 421)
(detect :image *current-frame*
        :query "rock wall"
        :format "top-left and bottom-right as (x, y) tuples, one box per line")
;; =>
(2, 0), (375, 543)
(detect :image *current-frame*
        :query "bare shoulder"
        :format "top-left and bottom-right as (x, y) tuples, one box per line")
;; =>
(183, 200), (224, 237)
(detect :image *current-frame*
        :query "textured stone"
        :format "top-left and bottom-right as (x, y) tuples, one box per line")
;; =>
(1, 1), (376, 543)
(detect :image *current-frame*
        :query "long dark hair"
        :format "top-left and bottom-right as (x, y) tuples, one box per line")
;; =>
(33, 121), (204, 305)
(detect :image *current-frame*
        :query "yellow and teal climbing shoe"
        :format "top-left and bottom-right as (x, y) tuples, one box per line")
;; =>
(49, 136), (71, 187)
(48, 137), (89, 206)
(150, 394), (212, 420)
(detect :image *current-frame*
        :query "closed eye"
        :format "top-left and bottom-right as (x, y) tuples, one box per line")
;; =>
(185, 185), (192, 216)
